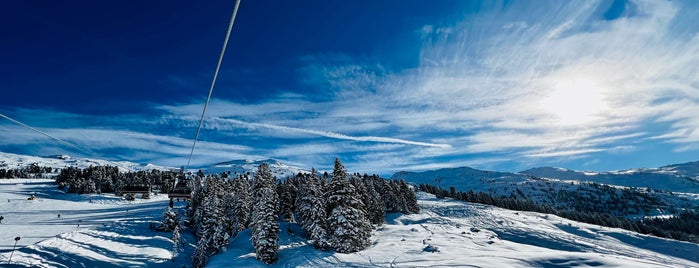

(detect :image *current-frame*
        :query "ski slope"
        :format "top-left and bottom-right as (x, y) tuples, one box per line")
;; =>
(0, 179), (192, 267)
(2, 180), (698, 267)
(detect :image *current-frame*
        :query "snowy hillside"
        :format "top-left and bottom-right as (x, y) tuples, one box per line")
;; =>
(198, 159), (308, 179)
(661, 160), (699, 178)
(0, 152), (170, 172)
(1, 180), (698, 267)
(522, 164), (699, 194)
(0, 179), (192, 267)
(391, 165), (699, 218)
(209, 192), (699, 267)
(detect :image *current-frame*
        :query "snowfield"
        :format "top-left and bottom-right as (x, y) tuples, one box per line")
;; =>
(210, 192), (699, 267)
(2, 180), (698, 267)
(0, 179), (192, 267)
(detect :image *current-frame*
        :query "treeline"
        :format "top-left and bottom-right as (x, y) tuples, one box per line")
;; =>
(0, 163), (55, 178)
(186, 158), (419, 267)
(552, 182), (666, 216)
(419, 183), (699, 244)
(54, 166), (179, 195)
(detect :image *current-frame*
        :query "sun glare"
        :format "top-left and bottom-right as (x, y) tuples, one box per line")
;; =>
(540, 78), (608, 125)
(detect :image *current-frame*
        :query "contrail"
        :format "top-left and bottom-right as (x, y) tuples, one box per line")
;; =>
(0, 113), (94, 156)
(216, 118), (452, 148)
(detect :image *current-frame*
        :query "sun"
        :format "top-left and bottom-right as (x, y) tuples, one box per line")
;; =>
(540, 78), (608, 125)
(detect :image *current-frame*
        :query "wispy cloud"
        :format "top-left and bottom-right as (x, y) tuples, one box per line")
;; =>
(211, 118), (451, 148)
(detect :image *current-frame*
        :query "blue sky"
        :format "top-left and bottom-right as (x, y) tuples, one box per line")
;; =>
(2, 0), (699, 175)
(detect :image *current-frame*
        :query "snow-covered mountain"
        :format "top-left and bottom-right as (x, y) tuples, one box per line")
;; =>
(196, 159), (309, 179)
(0, 151), (169, 172)
(0, 152), (308, 178)
(391, 164), (699, 218)
(521, 162), (699, 194)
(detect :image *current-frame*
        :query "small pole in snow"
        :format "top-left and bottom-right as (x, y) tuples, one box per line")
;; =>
(8, 236), (20, 264)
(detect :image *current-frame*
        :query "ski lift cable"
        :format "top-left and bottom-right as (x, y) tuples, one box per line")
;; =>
(185, 0), (242, 169)
(0, 113), (134, 172)
(0, 113), (93, 156)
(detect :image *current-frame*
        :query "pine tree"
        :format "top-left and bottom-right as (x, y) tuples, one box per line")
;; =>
(278, 178), (297, 222)
(231, 175), (251, 232)
(172, 224), (181, 259)
(379, 179), (401, 212)
(399, 180), (420, 213)
(363, 175), (386, 224)
(192, 236), (210, 268)
(295, 169), (330, 249)
(251, 163), (280, 264)
(159, 207), (178, 232)
(325, 158), (372, 253)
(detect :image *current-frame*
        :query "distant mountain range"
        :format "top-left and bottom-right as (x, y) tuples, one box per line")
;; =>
(204, 159), (308, 179)
(0, 152), (307, 179)
(390, 161), (699, 219)
(520, 162), (699, 193)
(391, 161), (699, 194)
(3, 151), (699, 194)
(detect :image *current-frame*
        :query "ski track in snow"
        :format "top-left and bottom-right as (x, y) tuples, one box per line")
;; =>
(2, 180), (699, 267)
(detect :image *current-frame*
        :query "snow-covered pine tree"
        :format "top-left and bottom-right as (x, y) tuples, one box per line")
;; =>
(172, 224), (180, 259)
(399, 180), (420, 213)
(391, 180), (410, 213)
(362, 175), (386, 224)
(187, 175), (204, 228)
(192, 236), (210, 268)
(159, 207), (178, 232)
(201, 177), (230, 253)
(295, 169), (330, 249)
(326, 158), (372, 253)
(378, 179), (401, 213)
(231, 175), (251, 232)
(251, 163), (280, 264)
(278, 177), (297, 222)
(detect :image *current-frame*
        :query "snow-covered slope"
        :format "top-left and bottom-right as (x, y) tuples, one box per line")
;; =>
(0, 151), (170, 172)
(2, 180), (698, 267)
(197, 159), (308, 179)
(391, 165), (699, 218)
(522, 164), (699, 193)
(207, 192), (699, 267)
(0, 179), (192, 267)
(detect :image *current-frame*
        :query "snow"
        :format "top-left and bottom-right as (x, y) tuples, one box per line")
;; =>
(0, 179), (192, 267)
(522, 165), (699, 193)
(2, 180), (698, 267)
(0, 152), (171, 172)
(200, 159), (308, 179)
(208, 192), (699, 267)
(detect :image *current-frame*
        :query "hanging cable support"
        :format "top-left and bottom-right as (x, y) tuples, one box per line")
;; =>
(185, 0), (242, 169)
